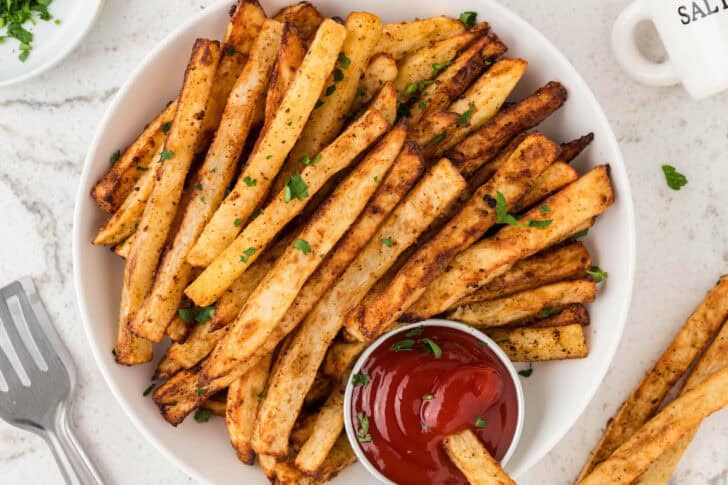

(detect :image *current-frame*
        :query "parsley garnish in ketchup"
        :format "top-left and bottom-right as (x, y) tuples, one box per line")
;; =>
(350, 326), (518, 484)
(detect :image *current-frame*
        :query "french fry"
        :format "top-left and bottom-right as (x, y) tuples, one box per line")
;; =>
(187, 19), (348, 268)
(185, 107), (391, 306)
(295, 384), (346, 474)
(348, 133), (558, 339)
(92, 150), (159, 246)
(252, 158), (465, 456)
(579, 368), (728, 485)
(291, 413), (318, 450)
(447, 279), (597, 328)
(258, 454), (278, 479)
(273, 1), (324, 42)
(323, 342), (367, 380)
(635, 320), (728, 483)
(527, 303), (590, 328)
(443, 429), (516, 485)
(199, 122), (406, 385)
(467, 132), (528, 189)
(113, 233), (135, 259)
(407, 34), (508, 126)
(425, 58), (528, 157)
(274, 434), (356, 484)
(560, 132), (595, 163)
(303, 373), (333, 409)
(449, 81), (568, 177)
(165, 316), (189, 343)
(153, 126), (415, 425)
(91, 101), (176, 213)
(577, 276), (728, 480)
(286, 13), (383, 170)
(200, 398), (226, 417)
(377, 16), (466, 60)
(488, 323), (588, 361)
(264, 25), (306, 130)
(452, 242), (591, 306)
(226, 353), (272, 465)
(394, 24), (489, 95)
(349, 53), (398, 114)
(130, 20), (284, 342)
(513, 162), (578, 212)
(404, 165), (614, 320)
(114, 39), (221, 365)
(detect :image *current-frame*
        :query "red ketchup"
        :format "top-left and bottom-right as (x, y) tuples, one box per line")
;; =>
(350, 326), (518, 484)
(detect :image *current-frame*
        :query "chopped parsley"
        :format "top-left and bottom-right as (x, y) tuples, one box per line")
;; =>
(352, 373), (371, 386)
(391, 339), (415, 351)
(373, 175), (379, 182)
(333, 68), (344, 82)
(286, 120), (293, 126)
(240, 247), (256, 263)
(325, 84), (336, 96)
(381, 236), (393, 247)
(539, 307), (557, 318)
(338, 51), (351, 68)
(224, 45), (236, 56)
(357, 412), (372, 443)
(194, 183), (203, 191)
(196, 387), (207, 395)
(430, 132), (447, 145)
(527, 219), (553, 228)
(300, 153), (322, 166)
(161, 121), (173, 134)
(405, 326), (423, 338)
(284, 173), (309, 202)
(662, 164), (687, 190)
(403, 83), (419, 96)
(540, 205), (551, 214)
(136, 166), (149, 172)
(1, 0), (58, 61)
(178, 305), (215, 324)
(456, 103), (476, 127)
(432, 61), (452, 76)
(315, 100), (324, 109)
(249, 208), (262, 221)
(571, 228), (589, 240)
(266, 154), (272, 159)
(586, 266), (608, 283)
(418, 101), (427, 110)
(194, 408), (212, 423)
(495, 191), (521, 226)
(254, 393), (265, 402)
(243, 176), (257, 187)
(142, 383), (155, 396)
(293, 239), (312, 255)
(109, 150), (121, 165)
(233, 218), (243, 227)
(158, 149), (174, 163)
(460, 11), (477, 29)
(421, 338), (442, 358)
(475, 416), (488, 428)
(518, 365), (534, 378)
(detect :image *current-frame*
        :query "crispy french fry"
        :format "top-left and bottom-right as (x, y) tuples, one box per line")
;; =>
(93, 151), (159, 246)
(447, 279), (597, 328)
(513, 162), (578, 212)
(467, 132), (528, 189)
(350, 53), (398, 114)
(295, 384), (346, 474)
(404, 165), (614, 320)
(349, 133), (558, 339)
(114, 39), (221, 365)
(323, 342), (367, 380)
(443, 429), (516, 485)
(449, 81), (568, 177)
(185, 107), (391, 306)
(273, 1), (324, 42)
(226, 353), (272, 465)
(153, 126), (415, 425)
(200, 398), (226, 417)
(252, 158), (465, 456)
(453, 242), (590, 306)
(560, 132), (595, 163)
(377, 16), (466, 60)
(165, 316), (189, 343)
(274, 434), (356, 484)
(527, 303), (590, 328)
(394, 24), (489, 95)
(258, 454), (278, 479)
(577, 276), (728, 480)
(113, 233), (135, 259)
(579, 368), (728, 485)
(264, 25), (306, 130)
(407, 34), (508, 126)
(187, 19), (348, 268)
(303, 373), (334, 409)
(130, 20), (284, 342)
(291, 413), (318, 450)
(199, 122), (405, 385)
(91, 101), (176, 213)
(635, 320), (728, 484)
(488, 323), (588, 361)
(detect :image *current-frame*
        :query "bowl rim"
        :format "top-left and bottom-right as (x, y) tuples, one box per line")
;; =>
(71, 1), (636, 483)
(342, 319), (525, 484)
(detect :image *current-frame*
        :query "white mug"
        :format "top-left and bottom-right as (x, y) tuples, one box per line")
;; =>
(613, 0), (728, 99)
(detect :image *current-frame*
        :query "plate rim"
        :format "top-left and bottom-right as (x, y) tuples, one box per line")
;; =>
(72, 1), (636, 483)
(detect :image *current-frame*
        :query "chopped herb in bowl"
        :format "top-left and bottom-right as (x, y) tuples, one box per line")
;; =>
(1, 0), (59, 62)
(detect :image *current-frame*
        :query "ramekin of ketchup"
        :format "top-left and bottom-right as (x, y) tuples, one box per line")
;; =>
(343, 320), (524, 485)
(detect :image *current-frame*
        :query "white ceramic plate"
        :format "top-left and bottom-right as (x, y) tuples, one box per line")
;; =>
(0, 0), (103, 87)
(72, 1), (636, 483)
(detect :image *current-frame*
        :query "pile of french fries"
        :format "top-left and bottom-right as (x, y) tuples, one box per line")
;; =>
(91, 1), (618, 482)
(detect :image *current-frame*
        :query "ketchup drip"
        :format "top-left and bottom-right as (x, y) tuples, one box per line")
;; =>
(351, 326), (518, 485)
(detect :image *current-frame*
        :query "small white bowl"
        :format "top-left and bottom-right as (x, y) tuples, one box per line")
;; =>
(343, 319), (525, 484)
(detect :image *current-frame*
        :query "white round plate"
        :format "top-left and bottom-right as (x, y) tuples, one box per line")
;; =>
(0, 0), (104, 87)
(72, 1), (636, 483)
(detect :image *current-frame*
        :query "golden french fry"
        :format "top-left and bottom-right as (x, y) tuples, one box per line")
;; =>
(185, 107), (391, 306)
(187, 19), (348, 268)
(349, 133), (558, 339)
(263, 25), (306, 130)
(447, 279), (597, 328)
(295, 384), (346, 474)
(273, 1), (324, 42)
(91, 101), (176, 213)
(200, 398), (226, 417)
(560, 132), (595, 163)
(449, 81), (568, 177)
(114, 39), (221, 365)
(467, 132), (528, 190)
(488, 323), (588, 361)
(443, 429), (516, 485)
(579, 368), (728, 485)
(226, 353), (272, 465)
(323, 342), (367, 380)
(274, 434), (356, 485)
(404, 165), (614, 320)
(453, 242), (591, 306)
(113, 233), (135, 259)
(130, 20), (284, 342)
(350, 53), (398, 114)
(165, 316), (189, 343)
(527, 303), (590, 329)
(377, 16), (466, 60)
(513, 162), (578, 212)
(577, 276), (728, 480)
(252, 158), (465, 457)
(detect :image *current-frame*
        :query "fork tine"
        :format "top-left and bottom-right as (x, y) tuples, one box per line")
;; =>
(0, 336), (22, 391)
(0, 295), (38, 375)
(13, 283), (55, 364)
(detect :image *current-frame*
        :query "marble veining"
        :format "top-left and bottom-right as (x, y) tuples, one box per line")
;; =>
(0, 0), (726, 483)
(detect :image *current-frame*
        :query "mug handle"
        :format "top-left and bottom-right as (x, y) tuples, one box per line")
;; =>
(612, 0), (679, 86)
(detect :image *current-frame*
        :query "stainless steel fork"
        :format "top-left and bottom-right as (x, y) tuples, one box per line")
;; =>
(0, 278), (103, 485)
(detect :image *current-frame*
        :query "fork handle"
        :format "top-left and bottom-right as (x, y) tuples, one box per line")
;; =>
(44, 406), (104, 485)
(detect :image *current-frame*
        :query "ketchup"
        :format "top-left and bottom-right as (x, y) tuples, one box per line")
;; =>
(350, 326), (518, 484)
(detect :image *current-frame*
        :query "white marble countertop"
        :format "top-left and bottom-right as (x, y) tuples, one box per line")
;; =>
(0, 0), (726, 483)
